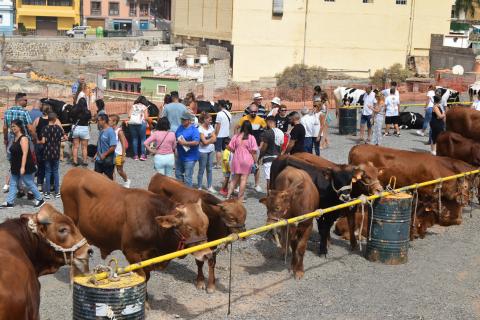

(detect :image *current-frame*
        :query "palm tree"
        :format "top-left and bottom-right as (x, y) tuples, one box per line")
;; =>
(455, 0), (480, 18)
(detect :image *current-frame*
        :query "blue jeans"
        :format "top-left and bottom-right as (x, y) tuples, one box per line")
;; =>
(197, 151), (215, 188)
(35, 144), (45, 186)
(44, 160), (60, 194)
(313, 137), (320, 156)
(175, 158), (196, 187)
(154, 153), (175, 176)
(304, 137), (313, 153)
(422, 108), (433, 130)
(6, 173), (43, 204)
(129, 122), (147, 157)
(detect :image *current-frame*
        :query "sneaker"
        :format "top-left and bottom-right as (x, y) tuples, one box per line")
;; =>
(44, 193), (51, 200)
(0, 202), (14, 209)
(27, 192), (34, 200)
(2, 184), (9, 193)
(207, 187), (217, 194)
(123, 179), (131, 188)
(395, 133), (401, 137)
(81, 161), (88, 167)
(416, 130), (425, 137)
(254, 185), (263, 193)
(140, 155), (147, 161)
(55, 193), (61, 198)
(234, 186), (240, 193)
(133, 156), (139, 161)
(431, 150), (437, 156)
(219, 189), (228, 197)
(383, 132), (391, 137)
(17, 191), (26, 198)
(37, 184), (43, 192)
(34, 199), (45, 208)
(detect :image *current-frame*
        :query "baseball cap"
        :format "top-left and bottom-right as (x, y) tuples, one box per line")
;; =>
(271, 97), (281, 105)
(180, 111), (194, 121)
(253, 93), (263, 100)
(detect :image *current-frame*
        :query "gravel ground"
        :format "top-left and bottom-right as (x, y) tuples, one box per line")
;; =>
(1, 107), (480, 320)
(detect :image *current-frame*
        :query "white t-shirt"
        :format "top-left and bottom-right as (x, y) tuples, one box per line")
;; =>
(472, 100), (480, 111)
(382, 88), (400, 104)
(300, 113), (319, 138)
(199, 125), (215, 153)
(114, 127), (123, 156)
(385, 95), (399, 117)
(313, 112), (321, 137)
(362, 92), (377, 116)
(426, 90), (435, 109)
(215, 110), (231, 138)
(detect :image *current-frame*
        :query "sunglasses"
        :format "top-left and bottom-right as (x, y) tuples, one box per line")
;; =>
(280, 109), (287, 112)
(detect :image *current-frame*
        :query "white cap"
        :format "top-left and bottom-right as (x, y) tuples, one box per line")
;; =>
(271, 97), (281, 105)
(252, 92), (263, 100)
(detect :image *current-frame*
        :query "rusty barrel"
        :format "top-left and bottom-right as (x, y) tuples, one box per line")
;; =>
(73, 272), (146, 319)
(365, 192), (412, 265)
(338, 107), (357, 135)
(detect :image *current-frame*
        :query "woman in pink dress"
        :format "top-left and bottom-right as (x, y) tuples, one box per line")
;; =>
(227, 120), (258, 202)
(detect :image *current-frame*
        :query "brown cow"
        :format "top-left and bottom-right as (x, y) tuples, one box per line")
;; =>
(260, 166), (319, 279)
(446, 107), (480, 141)
(437, 131), (480, 166)
(61, 168), (211, 283)
(349, 145), (473, 230)
(0, 204), (91, 320)
(148, 173), (247, 293)
(334, 209), (368, 240)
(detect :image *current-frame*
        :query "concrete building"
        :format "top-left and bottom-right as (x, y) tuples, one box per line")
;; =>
(83, 0), (154, 32)
(172, 0), (453, 81)
(16, 0), (80, 35)
(0, 0), (14, 35)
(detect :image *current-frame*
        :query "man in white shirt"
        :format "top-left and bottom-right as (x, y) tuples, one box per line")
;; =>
(359, 86), (377, 143)
(472, 91), (480, 111)
(384, 88), (401, 137)
(300, 107), (319, 153)
(214, 100), (232, 168)
(382, 81), (400, 104)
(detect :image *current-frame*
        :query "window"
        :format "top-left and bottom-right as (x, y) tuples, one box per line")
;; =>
(140, 3), (149, 16)
(363, 0), (373, 3)
(109, 2), (119, 16)
(129, 1), (136, 16)
(157, 85), (167, 95)
(48, 0), (72, 6)
(396, 0), (406, 4)
(324, 0), (335, 2)
(91, 1), (101, 15)
(22, 0), (46, 5)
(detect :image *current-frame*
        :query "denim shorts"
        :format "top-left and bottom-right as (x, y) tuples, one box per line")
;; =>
(215, 137), (227, 152)
(72, 125), (90, 140)
(360, 115), (372, 129)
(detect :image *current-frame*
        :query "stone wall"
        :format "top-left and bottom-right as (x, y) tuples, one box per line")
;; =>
(4, 37), (145, 63)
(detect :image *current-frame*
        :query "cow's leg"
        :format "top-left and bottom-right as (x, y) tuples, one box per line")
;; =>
(206, 253), (217, 294)
(316, 217), (329, 256)
(293, 223), (313, 280)
(195, 259), (206, 290)
(346, 208), (358, 251)
(289, 227), (299, 275)
(443, 200), (463, 225)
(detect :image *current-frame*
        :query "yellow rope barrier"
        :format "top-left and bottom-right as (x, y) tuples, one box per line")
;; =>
(89, 168), (480, 282)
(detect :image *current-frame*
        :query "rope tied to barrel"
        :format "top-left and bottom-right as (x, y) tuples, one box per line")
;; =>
(284, 219), (290, 265)
(411, 185), (420, 233)
(386, 176), (397, 193)
(434, 181), (443, 215)
(358, 195), (368, 251)
(227, 233), (241, 316)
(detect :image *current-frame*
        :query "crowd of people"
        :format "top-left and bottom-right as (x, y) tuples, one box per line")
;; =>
(1, 78), (478, 208)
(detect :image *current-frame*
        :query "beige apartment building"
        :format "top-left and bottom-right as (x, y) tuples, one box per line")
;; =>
(172, 0), (453, 82)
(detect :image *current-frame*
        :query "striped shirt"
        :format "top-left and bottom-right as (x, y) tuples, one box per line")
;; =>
(3, 106), (32, 128)
(243, 103), (267, 119)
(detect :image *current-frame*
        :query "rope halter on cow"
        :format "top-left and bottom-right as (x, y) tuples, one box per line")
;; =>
(331, 180), (353, 202)
(173, 229), (208, 251)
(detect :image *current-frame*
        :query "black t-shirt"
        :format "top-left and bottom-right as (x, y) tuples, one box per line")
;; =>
(290, 124), (306, 154)
(275, 115), (289, 133)
(42, 125), (64, 161)
(9, 135), (36, 175)
(260, 129), (281, 163)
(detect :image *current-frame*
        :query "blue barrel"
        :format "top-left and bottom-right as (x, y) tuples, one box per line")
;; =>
(366, 193), (412, 265)
(73, 273), (146, 319)
(338, 107), (357, 135)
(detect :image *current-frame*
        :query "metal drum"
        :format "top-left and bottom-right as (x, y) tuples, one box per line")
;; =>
(366, 192), (412, 265)
(73, 273), (146, 320)
(338, 107), (357, 135)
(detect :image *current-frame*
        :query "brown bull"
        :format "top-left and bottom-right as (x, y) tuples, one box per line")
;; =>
(61, 168), (211, 283)
(0, 204), (90, 320)
(437, 131), (480, 166)
(349, 145), (473, 231)
(446, 107), (480, 141)
(260, 166), (319, 279)
(148, 173), (247, 293)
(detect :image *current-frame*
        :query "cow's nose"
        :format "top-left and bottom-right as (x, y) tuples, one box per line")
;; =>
(87, 248), (94, 257)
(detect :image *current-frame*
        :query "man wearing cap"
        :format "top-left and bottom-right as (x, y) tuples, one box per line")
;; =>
(267, 97), (282, 117)
(162, 91), (187, 132)
(175, 111), (200, 187)
(359, 86), (377, 143)
(243, 93), (266, 119)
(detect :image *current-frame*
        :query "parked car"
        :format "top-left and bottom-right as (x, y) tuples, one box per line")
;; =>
(66, 26), (91, 37)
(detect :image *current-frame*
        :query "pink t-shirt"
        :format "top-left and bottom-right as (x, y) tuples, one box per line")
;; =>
(144, 131), (176, 155)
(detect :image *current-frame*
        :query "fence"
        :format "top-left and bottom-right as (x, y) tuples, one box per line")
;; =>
(88, 168), (480, 283)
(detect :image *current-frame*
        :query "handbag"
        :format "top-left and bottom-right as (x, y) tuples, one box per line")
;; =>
(68, 120), (80, 142)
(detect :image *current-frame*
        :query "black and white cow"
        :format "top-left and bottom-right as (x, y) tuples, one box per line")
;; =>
(333, 87), (366, 106)
(398, 112), (424, 130)
(435, 86), (460, 105)
(468, 82), (480, 101)
(40, 98), (74, 133)
(196, 99), (233, 123)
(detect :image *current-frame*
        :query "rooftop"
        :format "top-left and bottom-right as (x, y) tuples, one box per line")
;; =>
(110, 77), (142, 83)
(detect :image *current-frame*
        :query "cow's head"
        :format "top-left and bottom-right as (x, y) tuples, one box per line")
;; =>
(156, 199), (212, 262)
(413, 200), (438, 239)
(352, 162), (384, 195)
(260, 181), (303, 224)
(21, 204), (91, 276)
(217, 199), (247, 233)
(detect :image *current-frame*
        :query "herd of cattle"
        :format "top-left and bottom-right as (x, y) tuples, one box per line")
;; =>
(0, 96), (479, 318)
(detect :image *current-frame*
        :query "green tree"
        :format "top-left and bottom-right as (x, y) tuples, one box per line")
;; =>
(276, 64), (327, 89)
(454, 0), (480, 17)
(371, 64), (413, 88)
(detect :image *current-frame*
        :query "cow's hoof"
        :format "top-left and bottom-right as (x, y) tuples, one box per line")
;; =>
(293, 271), (304, 280)
(206, 286), (216, 294)
(318, 247), (328, 257)
(195, 280), (206, 290)
(454, 218), (463, 225)
(349, 244), (359, 252)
